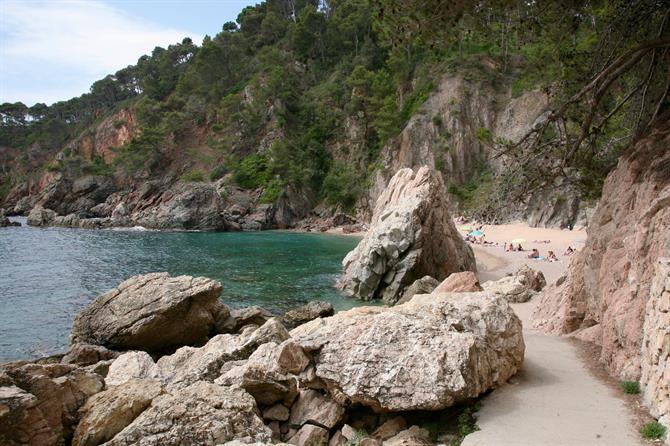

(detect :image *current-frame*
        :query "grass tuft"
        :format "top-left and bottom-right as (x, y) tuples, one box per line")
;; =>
(620, 380), (640, 394)
(640, 421), (666, 440)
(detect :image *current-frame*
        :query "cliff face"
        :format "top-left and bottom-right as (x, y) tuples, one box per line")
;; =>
(366, 75), (577, 227)
(532, 118), (670, 430)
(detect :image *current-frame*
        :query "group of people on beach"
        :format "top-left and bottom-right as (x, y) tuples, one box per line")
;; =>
(457, 217), (577, 263)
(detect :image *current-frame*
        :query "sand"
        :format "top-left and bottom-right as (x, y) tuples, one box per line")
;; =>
(462, 222), (644, 446)
(461, 221), (587, 285)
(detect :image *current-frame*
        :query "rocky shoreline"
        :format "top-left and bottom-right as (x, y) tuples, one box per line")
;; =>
(0, 271), (526, 446)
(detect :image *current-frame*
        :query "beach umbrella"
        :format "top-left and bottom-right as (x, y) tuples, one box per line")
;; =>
(468, 230), (484, 237)
(511, 238), (526, 244)
(460, 226), (473, 231)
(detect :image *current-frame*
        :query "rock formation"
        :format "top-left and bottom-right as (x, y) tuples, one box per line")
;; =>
(338, 167), (476, 303)
(290, 291), (524, 411)
(532, 119), (670, 434)
(70, 273), (230, 353)
(102, 382), (271, 445)
(641, 258), (670, 440)
(482, 265), (546, 303)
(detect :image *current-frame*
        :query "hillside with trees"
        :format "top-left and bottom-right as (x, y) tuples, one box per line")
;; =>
(1, 0), (668, 227)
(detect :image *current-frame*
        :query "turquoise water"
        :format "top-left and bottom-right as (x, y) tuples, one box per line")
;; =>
(0, 218), (361, 362)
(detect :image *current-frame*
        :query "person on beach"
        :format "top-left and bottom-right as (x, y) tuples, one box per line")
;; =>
(528, 248), (540, 259)
(547, 251), (558, 262)
(564, 246), (574, 256)
(506, 243), (514, 252)
(517, 244), (524, 251)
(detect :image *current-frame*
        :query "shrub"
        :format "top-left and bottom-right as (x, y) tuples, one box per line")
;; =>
(475, 127), (493, 143)
(181, 169), (204, 182)
(620, 380), (640, 394)
(233, 154), (270, 189)
(640, 421), (666, 440)
(321, 161), (362, 210)
(44, 161), (62, 172)
(209, 165), (227, 181)
(260, 179), (283, 203)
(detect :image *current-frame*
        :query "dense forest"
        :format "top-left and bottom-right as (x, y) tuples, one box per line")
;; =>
(1, 0), (668, 217)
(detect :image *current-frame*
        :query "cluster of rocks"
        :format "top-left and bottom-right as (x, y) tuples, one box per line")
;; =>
(1, 270), (525, 445)
(0, 209), (20, 227)
(18, 177), (360, 233)
(397, 265), (546, 307)
(338, 167), (476, 304)
(532, 118), (670, 442)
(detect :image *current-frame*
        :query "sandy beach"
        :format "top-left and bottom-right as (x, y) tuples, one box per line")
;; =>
(464, 221), (587, 285)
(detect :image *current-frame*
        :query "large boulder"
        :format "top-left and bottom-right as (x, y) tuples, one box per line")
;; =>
(102, 382), (271, 445)
(70, 273), (229, 354)
(482, 265), (545, 303)
(130, 182), (226, 230)
(72, 378), (164, 446)
(150, 318), (289, 389)
(396, 276), (439, 305)
(337, 167), (476, 303)
(290, 291), (524, 411)
(532, 119), (670, 435)
(26, 206), (56, 227)
(0, 210), (20, 227)
(0, 362), (104, 446)
(433, 271), (483, 294)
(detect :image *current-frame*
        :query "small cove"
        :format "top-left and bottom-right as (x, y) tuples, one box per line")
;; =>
(0, 218), (361, 362)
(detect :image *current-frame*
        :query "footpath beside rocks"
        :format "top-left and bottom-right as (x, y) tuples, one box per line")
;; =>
(0, 271), (524, 445)
(338, 167), (476, 304)
(532, 119), (670, 440)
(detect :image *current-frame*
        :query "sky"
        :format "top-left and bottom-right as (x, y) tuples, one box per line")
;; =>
(0, 0), (256, 106)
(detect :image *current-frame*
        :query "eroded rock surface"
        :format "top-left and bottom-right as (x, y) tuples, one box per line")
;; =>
(291, 291), (524, 411)
(70, 273), (229, 353)
(532, 119), (670, 434)
(338, 167), (476, 303)
(72, 378), (164, 446)
(483, 265), (545, 303)
(102, 382), (271, 446)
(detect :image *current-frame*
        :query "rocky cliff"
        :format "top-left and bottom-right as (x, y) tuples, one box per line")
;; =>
(2, 72), (588, 232)
(366, 75), (581, 227)
(532, 117), (670, 434)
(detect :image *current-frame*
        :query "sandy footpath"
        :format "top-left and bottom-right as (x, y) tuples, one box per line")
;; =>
(462, 225), (644, 446)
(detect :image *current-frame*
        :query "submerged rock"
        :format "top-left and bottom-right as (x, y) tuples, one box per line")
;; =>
(70, 273), (229, 354)
(290, 291), (524, 411)
(338, 167), (476, 303)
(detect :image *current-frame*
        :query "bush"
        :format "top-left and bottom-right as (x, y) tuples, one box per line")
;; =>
(476, 127), (493, 143)
(640, 421), (666, 440)
(181, 169), (204, 182)
(233, 154), (270, 189)
(209, 165), (227, 181)
(321, 161), (362, 210)
(620, 380), (640, 394)
(260, 179), (283, 203)
(44, 161), (62, 172)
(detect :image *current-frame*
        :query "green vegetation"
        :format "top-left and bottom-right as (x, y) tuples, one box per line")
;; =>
(1, 0), (668, 213)
(640, 421), (666, 440)
(620, 380), (641, 394)
(181, 169), (205, 182)
(449, 402), (481, 446)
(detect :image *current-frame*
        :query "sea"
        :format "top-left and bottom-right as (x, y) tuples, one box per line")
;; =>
(0, 217), (361, 362)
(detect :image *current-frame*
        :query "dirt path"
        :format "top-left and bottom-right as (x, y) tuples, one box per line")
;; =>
(462, 247), (644, 446)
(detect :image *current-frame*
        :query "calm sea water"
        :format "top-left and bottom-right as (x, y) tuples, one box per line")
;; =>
(0, 218), (361, 362)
